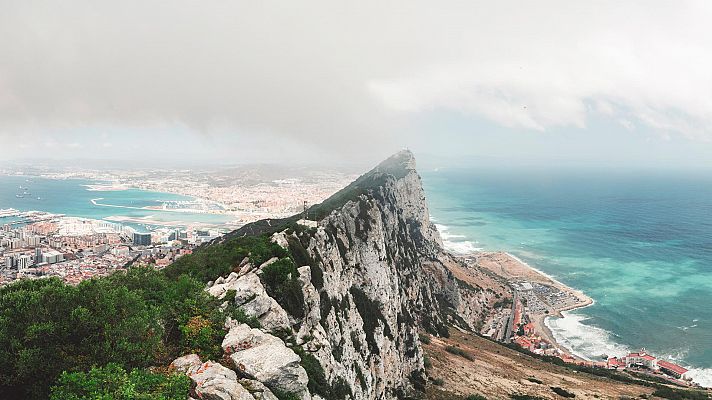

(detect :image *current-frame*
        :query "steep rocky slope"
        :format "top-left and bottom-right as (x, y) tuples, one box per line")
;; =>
(171, 151), (711, 400)
(284, 150), (509, 399)
(175, 150), (509, 400)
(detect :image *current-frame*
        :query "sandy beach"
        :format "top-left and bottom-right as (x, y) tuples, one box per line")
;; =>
(474, 251), (593, 354)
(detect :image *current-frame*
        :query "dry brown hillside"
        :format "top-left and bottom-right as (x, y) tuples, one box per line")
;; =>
(423, 329), (661, 400)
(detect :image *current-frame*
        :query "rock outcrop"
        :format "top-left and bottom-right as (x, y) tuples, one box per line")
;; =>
(209, 271), (291, 333)
(184, 150), (504, 400)
(280, 150), (503, 399)
(222, 323), (310, 398)
(171, 355), (278, 400)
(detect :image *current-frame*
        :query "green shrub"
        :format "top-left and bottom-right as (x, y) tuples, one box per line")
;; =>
(445, 345), (474, 361)
(419, 333), (431, 344)
(179, 315), (224, 360)
(433, 378), (444, 386)
(550, 386), (575, 398)
(294, 347), (330, 397)
(261, 258), (305, 319)
(49, 363), (189, 400)
(423, 355), (432, 369)
(227, 306), (261, 329)
(651, 387), (712, 400)
(164, 234), (287, 282)
(271, 388), (301, 400)
(0, 277), (165, 399)
(330, 377), (353, 399)
(466, 395), (487, 400)
(293, 346), (354, 399)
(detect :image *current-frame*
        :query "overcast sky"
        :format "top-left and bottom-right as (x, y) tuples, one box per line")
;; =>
(2, 1), (712, 169)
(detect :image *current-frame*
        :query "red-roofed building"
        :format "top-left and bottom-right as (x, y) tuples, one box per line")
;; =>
(515, 337), (533, 351)
(657, 360), (689, 379)
(608, 357), (624, 369)
(513, 302), (522, 326)
(624, 350), (658, 369)
(523, 323), (535, 335)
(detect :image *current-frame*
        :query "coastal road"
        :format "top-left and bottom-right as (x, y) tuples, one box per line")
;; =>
(503, 291), (518, 343)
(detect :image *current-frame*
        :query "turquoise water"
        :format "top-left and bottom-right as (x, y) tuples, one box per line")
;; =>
(0, 176), (234, 229)
(421, 168), (712, 386)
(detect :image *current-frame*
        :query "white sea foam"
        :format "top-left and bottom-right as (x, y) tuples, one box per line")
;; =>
(435, 223), (482, 254)
(545, 311), (630, 361)
(656, 351), (712, 388)
(432, 221), (712, 387)
(686, 368), (712, 388)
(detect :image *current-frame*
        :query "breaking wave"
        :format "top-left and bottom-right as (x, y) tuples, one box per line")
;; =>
(435, 223), (482, 254)
(545, 311), (629, 361)
(686, 368), (712, 388)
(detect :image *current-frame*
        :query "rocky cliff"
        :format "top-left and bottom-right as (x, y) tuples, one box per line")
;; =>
(176, 151), (508, 400)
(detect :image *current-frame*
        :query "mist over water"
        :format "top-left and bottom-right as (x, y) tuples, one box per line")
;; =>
(422, 168), (712, 387)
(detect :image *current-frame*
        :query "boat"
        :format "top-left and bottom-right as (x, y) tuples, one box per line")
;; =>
(37, 197), (41, 200)
(15, 194), (24, 198)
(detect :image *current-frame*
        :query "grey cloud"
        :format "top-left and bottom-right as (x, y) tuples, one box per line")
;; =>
(1, 0), (712, 162)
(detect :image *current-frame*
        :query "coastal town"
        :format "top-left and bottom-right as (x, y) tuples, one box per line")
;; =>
(0, 208), (224, 286)
(471, 251), (697, 388)
(0, 166), (355, 285)
(1, 164), (356, 226)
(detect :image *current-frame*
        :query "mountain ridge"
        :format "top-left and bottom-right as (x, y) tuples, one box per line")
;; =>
(184, 149), (508, 399)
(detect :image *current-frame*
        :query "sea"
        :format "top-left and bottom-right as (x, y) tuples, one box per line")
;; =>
(0, 176), (234, 231)
(421, 168), (712, 387)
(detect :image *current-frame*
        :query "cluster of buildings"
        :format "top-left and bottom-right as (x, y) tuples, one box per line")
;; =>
(480, 276), (696, 387)
(607, 350), (691, 381)
(37, 167), (354, 225)
(1, 215), (218, 286)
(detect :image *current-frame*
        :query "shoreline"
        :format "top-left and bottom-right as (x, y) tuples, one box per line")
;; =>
(472, 251), (594, 360)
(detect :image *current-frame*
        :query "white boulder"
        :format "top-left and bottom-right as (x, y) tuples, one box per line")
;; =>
(223, 324), (309, 399)
(189, 361), (255, 400)
(209, 272), (291, 332)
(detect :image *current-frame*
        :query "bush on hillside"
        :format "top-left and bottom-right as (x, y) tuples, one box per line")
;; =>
(164, 235), (287, 282)
(260, 258), (305, 319)
(49, 363), (189, 400)
(445, 345), (474, 361)
(0, 267), (225, 399)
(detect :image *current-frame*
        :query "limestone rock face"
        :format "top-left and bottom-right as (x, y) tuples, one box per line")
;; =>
(222, 323), (310, 399)
(193, 151), (501, 400)
(170, 353), (202, 374)
(189, 361), (255, 400)
(209, 271), (291, 332)
(239, 379), (279, 400)
(283, 150), (501, 399)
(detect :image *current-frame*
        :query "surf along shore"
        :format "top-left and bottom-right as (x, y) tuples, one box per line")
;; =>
(472, 251), (593, 358)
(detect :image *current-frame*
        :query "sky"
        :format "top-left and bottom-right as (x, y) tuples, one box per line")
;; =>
(2, 1), (712, 169)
